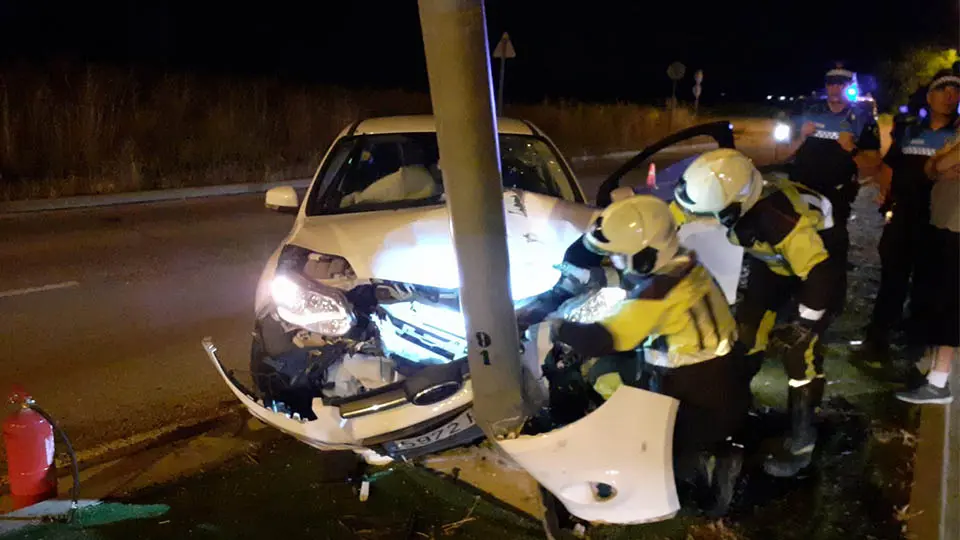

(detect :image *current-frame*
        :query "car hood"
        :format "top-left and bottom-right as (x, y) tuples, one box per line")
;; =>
(288, 190), (598, 300)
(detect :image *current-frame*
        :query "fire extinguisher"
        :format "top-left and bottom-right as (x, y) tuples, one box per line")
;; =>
(3, 386), (80, 513)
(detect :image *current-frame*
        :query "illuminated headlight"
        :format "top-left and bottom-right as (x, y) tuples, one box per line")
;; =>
(773, 122), (791, 143)
(271, 274), (355, 336)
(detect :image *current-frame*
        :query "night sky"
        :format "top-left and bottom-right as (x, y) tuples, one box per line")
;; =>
(0, 0), (957, 104)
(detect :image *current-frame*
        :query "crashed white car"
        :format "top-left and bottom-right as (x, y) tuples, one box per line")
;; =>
(203, 115), (744, 523)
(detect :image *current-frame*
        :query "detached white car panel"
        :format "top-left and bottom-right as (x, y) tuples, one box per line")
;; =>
(498, 385), (681, 524)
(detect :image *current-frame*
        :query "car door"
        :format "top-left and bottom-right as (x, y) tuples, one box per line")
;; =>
(596, 120), (743, 304)
(595, 120), (737, 207)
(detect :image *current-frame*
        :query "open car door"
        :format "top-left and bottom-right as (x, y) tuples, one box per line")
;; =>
(595, 120), (736, 207)
(596, 120), (744, 304)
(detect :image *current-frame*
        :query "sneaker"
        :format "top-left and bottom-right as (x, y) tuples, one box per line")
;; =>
(895, 383), (953, 405)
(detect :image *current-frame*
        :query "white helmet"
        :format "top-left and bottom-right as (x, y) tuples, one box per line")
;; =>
(583, 195), (680, 275)
(674, 148), (763, 227)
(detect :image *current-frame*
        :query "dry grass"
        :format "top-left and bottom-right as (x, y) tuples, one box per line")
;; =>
(685, 519), (746, 540)
(0, 64), (715, 201)
(507, 99), (699, 158)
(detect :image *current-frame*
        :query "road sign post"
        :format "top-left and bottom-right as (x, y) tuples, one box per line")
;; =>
(666, 61), (686, 131)
(492, 32), (516, 117)
(693, 69), (703, 117)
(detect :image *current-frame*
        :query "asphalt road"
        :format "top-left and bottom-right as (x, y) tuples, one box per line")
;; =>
(0, 195), (293, 454)
(0, 142), (772, 460)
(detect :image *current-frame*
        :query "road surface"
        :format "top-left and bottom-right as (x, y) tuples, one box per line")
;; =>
(0, 195), (296, 454)
(0, 142), (772, 460)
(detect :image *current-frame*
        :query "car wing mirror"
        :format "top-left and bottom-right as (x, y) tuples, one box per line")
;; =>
(265, 186), (299, 214)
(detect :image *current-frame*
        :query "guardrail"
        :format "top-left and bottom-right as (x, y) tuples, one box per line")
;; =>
(0, 178), (313, 215)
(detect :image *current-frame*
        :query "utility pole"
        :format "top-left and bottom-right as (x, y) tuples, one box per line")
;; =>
(417, 0), (529, 442)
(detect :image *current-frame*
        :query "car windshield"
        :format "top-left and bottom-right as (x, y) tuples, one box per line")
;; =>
(305, 132), (579, 216)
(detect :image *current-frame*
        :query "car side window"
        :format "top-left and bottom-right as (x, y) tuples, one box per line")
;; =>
(307, 139), (355, 214)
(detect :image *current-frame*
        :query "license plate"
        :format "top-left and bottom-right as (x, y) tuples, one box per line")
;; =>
(387, 409), (476, 452)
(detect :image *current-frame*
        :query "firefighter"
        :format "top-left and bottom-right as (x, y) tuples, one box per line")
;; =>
(856, 69), (960, 373)
(781, 65), (882, 321)
(672, 148), (837, 478)
(541, 194), (749, 516)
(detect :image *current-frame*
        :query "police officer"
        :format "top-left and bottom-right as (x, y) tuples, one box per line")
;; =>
(544, 194), (748, 516)
(860, 68), (960, 379)
(672, 148), (837, 478)
(782, 66), (882, 320)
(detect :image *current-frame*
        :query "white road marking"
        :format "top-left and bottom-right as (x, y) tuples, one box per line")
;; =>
(0, 280), (80, 298)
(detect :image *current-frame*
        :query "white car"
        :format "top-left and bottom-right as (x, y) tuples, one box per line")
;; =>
(203, 115), (744, 523)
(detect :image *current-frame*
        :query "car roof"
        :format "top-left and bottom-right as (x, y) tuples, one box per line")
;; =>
(351, 115), (536, 136)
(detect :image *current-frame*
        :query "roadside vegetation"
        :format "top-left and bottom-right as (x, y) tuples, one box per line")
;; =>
(0, 64), (771, 202)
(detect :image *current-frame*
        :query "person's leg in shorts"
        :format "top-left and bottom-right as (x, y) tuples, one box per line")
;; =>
(897, 227), (959, 405)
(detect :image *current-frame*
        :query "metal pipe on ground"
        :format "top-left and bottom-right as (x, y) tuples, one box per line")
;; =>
(416, 0), (529, 441)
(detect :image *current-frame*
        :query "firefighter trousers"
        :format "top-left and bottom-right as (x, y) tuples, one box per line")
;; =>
(735, 258), (828, 383)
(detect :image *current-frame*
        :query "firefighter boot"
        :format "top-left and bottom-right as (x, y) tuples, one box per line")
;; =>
(702, 438), (744, 517)
(763, 380), (822, 477)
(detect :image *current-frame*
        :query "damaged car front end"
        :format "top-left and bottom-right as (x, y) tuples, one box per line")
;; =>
(204, 226), (617, 460)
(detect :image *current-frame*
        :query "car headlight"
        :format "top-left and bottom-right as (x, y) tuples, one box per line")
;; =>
(773, 122), (791, 143)
(271, 274), (356, 336)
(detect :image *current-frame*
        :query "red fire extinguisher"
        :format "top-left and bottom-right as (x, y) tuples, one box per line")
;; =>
(3, 386), (57, 510)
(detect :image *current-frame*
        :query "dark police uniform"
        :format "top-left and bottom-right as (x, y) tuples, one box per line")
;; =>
(864, 116), (960, 349)
(788, 99), (881, 315)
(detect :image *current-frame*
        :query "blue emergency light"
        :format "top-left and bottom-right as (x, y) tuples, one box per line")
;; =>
(845, 83), (859, 102)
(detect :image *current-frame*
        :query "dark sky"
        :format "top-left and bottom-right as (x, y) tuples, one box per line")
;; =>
(0, 0), (957, 103)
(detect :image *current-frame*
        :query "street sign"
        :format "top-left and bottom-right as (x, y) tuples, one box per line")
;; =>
(667, 62), (686, 81)
(666, 62), (686, 130)
(694, 69), (703, 84)
(492, 32), (515, 116)
(493, 32), (516, 59)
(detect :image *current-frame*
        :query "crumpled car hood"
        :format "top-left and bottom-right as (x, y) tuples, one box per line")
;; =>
(288, 190), (597, 299)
